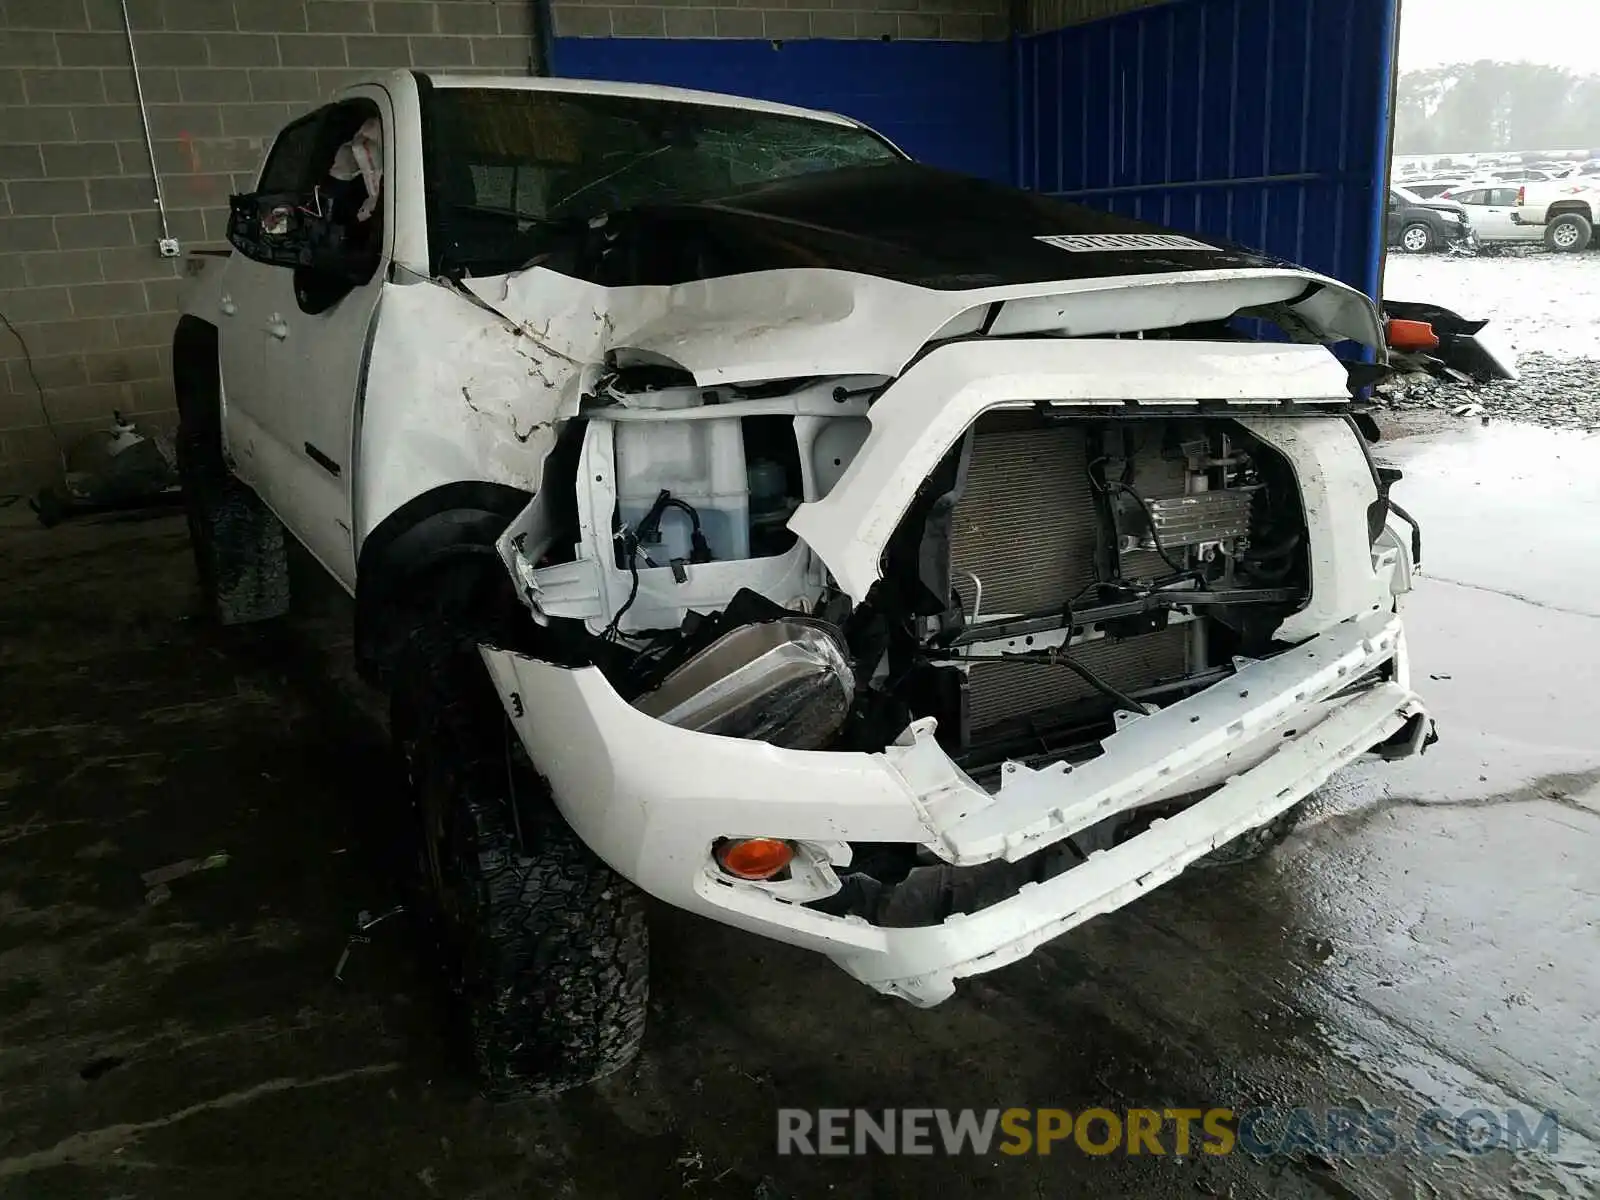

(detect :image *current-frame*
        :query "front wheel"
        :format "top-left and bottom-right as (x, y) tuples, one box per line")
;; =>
(1398, 222), (1435, 253)
(391, 630), (649, 1099)
(1545, 213), (1593, 253)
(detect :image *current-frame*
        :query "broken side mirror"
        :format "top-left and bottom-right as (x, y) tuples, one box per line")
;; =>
(227, 191), (317, 268)
(228, 190), (376, 287)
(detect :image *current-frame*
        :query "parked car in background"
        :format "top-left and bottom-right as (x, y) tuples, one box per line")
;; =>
(1387, 186), (1472, 252)
(1513, 178), (1598, 252)
(1437, 185), (1543, 245)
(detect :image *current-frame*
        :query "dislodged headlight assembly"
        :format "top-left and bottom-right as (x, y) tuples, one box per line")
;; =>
(631, 617), (854, 750)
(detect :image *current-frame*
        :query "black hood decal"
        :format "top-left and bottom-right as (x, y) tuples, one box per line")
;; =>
(562, 161), (1293, 290)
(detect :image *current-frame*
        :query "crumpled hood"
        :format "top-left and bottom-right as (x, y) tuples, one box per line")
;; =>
(365, 163), (1384, 552)
(581, 161), (1296, 290)
(464, 163), (1382, 393)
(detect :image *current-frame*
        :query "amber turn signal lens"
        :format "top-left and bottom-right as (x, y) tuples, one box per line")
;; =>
(1386, 318), (1439, 352)
(715, 837), (794, 880)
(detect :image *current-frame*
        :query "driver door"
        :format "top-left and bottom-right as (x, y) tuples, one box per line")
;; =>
(222, 97), (389, 589)
(264, 93), (392, 589)
(219, 109), (325, 497)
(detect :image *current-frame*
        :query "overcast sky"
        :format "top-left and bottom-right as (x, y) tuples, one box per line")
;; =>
(1398, 0), (1600, 73)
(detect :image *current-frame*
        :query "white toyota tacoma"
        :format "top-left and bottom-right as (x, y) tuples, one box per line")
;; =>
(1511, 178), (1597, 252)
(175, 71), (1434, 1098)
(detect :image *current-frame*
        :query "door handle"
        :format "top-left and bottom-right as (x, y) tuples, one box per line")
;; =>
(267, 314), (289, 340)
(219, 294), (236, 316)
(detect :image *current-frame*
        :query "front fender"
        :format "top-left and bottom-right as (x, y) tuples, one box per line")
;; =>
(355, 279), (575, 549)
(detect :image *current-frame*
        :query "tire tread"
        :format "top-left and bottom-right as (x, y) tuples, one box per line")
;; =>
(394, 630), (648, 1099)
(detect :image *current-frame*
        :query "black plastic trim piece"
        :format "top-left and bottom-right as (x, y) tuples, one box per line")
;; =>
(1387, 499), (1423, 569)
(411, 70), (446, 278)
(304, 442), (341, 477)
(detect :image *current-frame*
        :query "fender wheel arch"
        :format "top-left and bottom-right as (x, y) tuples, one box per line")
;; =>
(353, 481), (535, 687)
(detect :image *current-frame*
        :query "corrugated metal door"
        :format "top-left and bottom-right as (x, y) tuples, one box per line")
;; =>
(1016, 0), (1399, 297)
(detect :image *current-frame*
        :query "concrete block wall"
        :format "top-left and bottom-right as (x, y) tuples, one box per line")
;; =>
(1025, 0), (1163, 34)
(0, 0), (1008, 492)
(550, 0), (1008, 44)
(0, 0), (534, 492)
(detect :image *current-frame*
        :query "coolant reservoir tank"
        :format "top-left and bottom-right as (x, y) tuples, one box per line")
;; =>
(614, 417), (750, 562)
(747, 459), (787, 514)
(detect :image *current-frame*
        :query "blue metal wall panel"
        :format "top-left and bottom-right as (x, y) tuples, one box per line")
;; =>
(551, 38), (1014, 183)
(552, 4), (1396, 297)
(1017, 0), (1397, 296)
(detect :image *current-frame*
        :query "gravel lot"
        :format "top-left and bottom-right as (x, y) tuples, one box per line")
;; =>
(1379, 250), (1600, 434)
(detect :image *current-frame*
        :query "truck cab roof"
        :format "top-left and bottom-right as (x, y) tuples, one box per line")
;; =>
(345, 68), (862, 129)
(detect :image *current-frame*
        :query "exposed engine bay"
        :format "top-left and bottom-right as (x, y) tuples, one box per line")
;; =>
(471, 306), (1427, 988)
(501, 368), (1324, 784)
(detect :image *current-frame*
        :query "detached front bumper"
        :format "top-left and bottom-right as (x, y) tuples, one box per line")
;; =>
(481, 608), (1427, 1007)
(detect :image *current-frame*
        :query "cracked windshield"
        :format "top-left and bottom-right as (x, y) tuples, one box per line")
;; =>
(428, 87), (899, 273)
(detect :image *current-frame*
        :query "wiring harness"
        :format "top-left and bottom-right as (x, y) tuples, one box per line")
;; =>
(602, 488), (712, 642)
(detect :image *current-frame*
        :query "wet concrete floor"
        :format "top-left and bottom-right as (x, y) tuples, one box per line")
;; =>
(1, 422), (1597, 1199)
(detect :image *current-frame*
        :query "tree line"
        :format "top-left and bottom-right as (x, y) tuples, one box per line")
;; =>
(1395, 61), (1600, 155)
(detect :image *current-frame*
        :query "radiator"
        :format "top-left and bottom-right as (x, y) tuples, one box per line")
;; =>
(949, 414), (1189, 733)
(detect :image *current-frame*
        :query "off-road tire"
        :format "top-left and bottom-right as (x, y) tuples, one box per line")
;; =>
(1398, 222), (1434, 253)
(1197, 798), (1308, 867)
(175, 459), (291, 625)
(172, 325), (289, 625)
(1544, 212), (1592, 253)
(391, 630), (648, 1099)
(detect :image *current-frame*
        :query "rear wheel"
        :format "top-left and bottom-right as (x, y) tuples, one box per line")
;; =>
(1399, 222), (1435, 253)
(172, 321), (289, 625)
(1545, 212), (1592, 253)
(390, 629), (648, 1099)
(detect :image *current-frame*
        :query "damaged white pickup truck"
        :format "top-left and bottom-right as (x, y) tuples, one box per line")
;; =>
(175, 71), (1433, 1098)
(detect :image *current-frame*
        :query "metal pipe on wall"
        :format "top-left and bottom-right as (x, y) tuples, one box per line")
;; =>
(119, 0), (177, 255)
